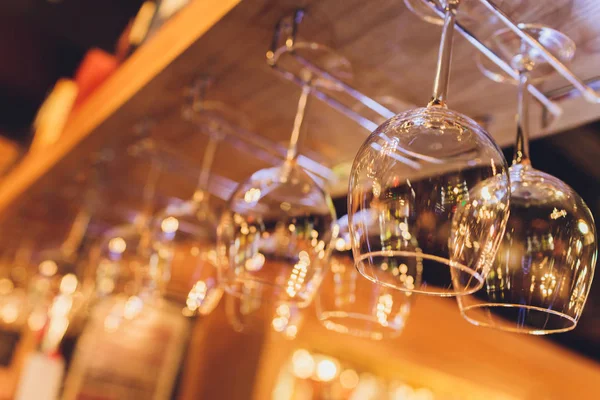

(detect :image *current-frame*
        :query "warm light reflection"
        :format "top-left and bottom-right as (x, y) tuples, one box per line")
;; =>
(104, 314), (120, 333)
(1, 303), (19, 324)
(186, 281), (208, 311)
(286, 257), (309, 298)
(340, 369), (359, 389)
(39, 260), (58, 276)
(578, 220), (590, 235)
(50, 294), (73, 318)
(28, 310), (47, 331)
(376, 294), (393, 326)
(316, 358), (339, 382)
(292, 349), (314, 379)
(550, 208), (567, 220)
(245, 253), (265, 272)
(281, 349), (445, 399)
(108, 237), (127, 254)
(123, 296), (143, 320)
(480, 186), (491, 200)
(0, 278), (14, 295)
(161, 216), (180, 234)
(335, 238), (347, 252)
(60, 274), (78, 295)
(244, 188), (261, 203)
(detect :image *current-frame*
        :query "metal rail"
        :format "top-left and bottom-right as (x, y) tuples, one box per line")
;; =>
(476, 0), (600, 104)
(422, 0), (562, 116)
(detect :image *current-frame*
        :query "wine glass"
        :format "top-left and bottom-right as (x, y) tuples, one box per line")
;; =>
(0, 235), (33, 329)
(457, 24), (597, 334)
(349, 0), (510, 296)
(91, 138), (165, 324)
(150, 130), (223, 317)
(315, 214), (412, 340)
(218, 82), (337, 307)
(225, 284), (304, 339)
(27, 175), (99, 353)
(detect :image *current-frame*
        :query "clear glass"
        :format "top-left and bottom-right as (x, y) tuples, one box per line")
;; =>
(349, 107), (510, 296)
(0, 238), (32, 329)
(349, 1), (510, 296)
(93, 224), (153, 301)
(457, 25), (597, 334)
(150, 199), (223, 317)
(92, 219), (166, 329)
(148, 110), (224, 317)
(91, 139), (164, 317)
(476, 24), (576, 84)
(315, 215), (412, 340)
(27, 207), (93, 353)
(218, 85), (337, 307)
(225, 282), (304, 339)
(457, 165), (597, 334)
(219, 163), (336, 306)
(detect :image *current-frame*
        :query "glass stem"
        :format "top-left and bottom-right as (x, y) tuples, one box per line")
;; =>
(59, 170), (100, 260)
(429, 0), (460, 107)
(513, 70), (531, 165)
(136, 155), (163, 301)
(193, 134), (220, 204)
(286, 84), (311, 163)
(59, 208), (92, 260)
(136, 155), (161, 231)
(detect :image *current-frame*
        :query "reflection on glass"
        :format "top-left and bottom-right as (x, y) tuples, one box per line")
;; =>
(316, 215), (412, 340)
(150, 133), (223, 318)
(0, 238), (32, 329)
(225, 281), (304, 339)
(457, 165), (597, 334)
(219, 85), (336, 306)
(91, 139), (166, 329)
(457, 25), (597, 334)
(348, 1), (510, 296)
(29, 206), (93, 353)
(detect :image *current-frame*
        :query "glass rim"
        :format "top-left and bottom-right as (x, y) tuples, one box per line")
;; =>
(318, 311), (404, 340)
(460, 303), (578, 335)
(222, 277), (316, 308)
(354, 250), (485, 297)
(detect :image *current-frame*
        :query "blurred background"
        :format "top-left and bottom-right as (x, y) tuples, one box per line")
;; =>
(0, 0), (599, 399)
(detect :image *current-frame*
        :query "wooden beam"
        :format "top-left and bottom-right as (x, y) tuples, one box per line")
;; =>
(0, 0), (240, 220)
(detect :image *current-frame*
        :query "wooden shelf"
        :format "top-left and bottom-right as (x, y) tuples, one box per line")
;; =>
(0, 0), (240, 219)
(2, 0), (599, 210)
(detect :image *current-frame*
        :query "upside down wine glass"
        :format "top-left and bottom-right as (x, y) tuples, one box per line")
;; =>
(458, 24), (597, 334)
(316, 214), (412, 340)
(150, 132), (223, 317)
(29, 174), (99, 353)
(349, 0), (510, 296)
(92, 138), (165, 326)
(225, 286), (304, 339)
(218, 84), (336, 307)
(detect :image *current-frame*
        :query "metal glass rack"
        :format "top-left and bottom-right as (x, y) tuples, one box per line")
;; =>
(268, 4), (600, 134)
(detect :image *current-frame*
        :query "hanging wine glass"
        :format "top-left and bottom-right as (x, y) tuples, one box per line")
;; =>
(349, 0), (510, 296)
(0, 234), (33, 329)
(457, 24), (596, 334)
(315, 214), (412, 340)
(150, 129), (223, 317)
(91, 137), (165, 324)
(218, 82), (337, 307)
(28, 175), (99, 353)
(225, 285), (304, 339)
